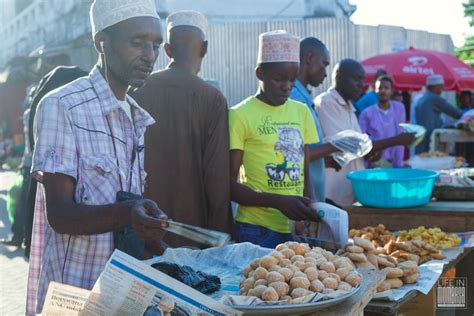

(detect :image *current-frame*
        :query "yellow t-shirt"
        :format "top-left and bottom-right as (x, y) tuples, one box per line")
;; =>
(229, 96), (319, 233)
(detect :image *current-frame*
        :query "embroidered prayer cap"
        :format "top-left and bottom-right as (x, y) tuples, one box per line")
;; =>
(257, 30), (300, 64)
(166, 10), (208, 40)
(90, 0), (160, 36)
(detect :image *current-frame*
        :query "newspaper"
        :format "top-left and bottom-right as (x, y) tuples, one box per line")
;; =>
(78, 249), (241, 316)
(372, 246), (467, 301)
(42, 282), (91, 316)
(292, 202), (349, 251)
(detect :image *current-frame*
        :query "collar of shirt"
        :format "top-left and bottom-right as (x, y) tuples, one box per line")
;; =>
(89, 66), (155, 137)
(329, 87), (356, 113)
(292, 79), (313, 106)
(376, 103), (392, 115)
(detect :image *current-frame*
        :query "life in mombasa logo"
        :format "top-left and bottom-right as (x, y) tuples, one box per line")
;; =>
(403, 56), (434, 75)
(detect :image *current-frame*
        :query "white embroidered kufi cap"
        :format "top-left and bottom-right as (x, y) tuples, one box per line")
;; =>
(257, 30), (300, 64)
(166, 10), (209, 40)
(90, 0), (160, 36)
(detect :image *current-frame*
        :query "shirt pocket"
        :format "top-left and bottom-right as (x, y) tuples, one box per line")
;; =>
(79, 156), (119, 204)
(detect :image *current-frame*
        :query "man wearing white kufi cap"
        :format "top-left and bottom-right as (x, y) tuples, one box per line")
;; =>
(131, 10), (233, 248)
(26, 1), (168, 314)
(228, 30), (320, 248)
(415, 74), (462, 153)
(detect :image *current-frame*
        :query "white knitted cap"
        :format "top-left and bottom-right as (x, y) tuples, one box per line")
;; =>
(90, 0), (160, 36)
(166, 10), (208, 40)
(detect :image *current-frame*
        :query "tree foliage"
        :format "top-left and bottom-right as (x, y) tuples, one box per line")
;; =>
(456, 0), (474, 65)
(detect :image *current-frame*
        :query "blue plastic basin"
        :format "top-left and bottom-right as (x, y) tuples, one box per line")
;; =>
(347, 168), (439, 208)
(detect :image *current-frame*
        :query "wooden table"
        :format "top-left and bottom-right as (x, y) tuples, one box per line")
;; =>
(344, 201), (474, 315)
(345, 201), (474, 232)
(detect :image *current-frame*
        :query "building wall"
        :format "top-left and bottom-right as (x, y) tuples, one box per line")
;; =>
(0, 1), (455, 106)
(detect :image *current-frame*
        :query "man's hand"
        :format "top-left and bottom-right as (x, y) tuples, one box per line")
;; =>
(365, 149), (383, 162)
(130, 199), (168, 240)
(324, 156), (342, 171)
(395, 132), (416, 146)
(274, 195), (320, 222)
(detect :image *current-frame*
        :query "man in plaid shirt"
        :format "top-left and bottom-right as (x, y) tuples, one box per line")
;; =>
(26, 0), (167, 314)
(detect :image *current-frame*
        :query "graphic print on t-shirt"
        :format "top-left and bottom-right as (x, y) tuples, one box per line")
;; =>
(265, 126), (304, 193)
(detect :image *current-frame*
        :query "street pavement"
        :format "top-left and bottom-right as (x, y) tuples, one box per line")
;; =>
(0, 171), (28, 315)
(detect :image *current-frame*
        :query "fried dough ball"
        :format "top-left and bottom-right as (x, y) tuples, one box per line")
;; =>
(261, 287), (279, 301)
(309, 279), (325, 292)
(275, 243), (287, 251)
(293, 261), (307, 271)
(377, 280), (391, 292)
(290, 277), (310, 290)
(345, 272), (362, 287)
(382, 267), (404, 278)
(304, 268), (319, 281)
(303, 262), (317, 271)
(269, 281), (290, 297)
(337, 281), (353, 292)
(386, 278), (403, 289)
(354, 237), (373, 251)
(346, 245), (364, 253)
(268, 265), (280, 272)
(321, 288), (335, 294)
(322, 277), (338, 290)
(335, 267), (352, 280)
(247, 285), (268, 298)
(288, 264), (301, 273)
(254, 267), (268, 280)
(348, 253), (367, 263)
(270, 251), (285, 260)
(279, 258), (291, 267)
(250, 258), (260, 270)
(402, 273), (419, 284)
(260, 255), (279, 269)
(243, 265), (253, 278)
(318, 270), (329, 281)
(320, 261), (336, 273)
(266, 271), (285, 283)
(278, 267), (293, 282)
(291, 288), (312, 299)
(281, 248), (296, 259)
(333, 257), (353, 270)
(304, 257), (318, 264)
(254, 279), (268, 287)
(241, 277), (255, 289)
(328, 273), (341, 282)
(291, 255), (305, 263)
(293, 243), (311, 256)
(293, 271), (307, 279)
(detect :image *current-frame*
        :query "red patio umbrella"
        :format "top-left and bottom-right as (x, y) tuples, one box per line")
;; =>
(361, 47), (474, 92)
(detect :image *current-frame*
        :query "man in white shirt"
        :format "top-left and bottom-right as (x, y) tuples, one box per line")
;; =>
(315, 59), (414, 206)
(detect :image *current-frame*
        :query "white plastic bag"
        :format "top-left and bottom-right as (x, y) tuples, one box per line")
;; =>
(325, 130), (373, 167)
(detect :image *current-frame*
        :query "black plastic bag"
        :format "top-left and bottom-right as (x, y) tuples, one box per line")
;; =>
(151, 262), (221, 294)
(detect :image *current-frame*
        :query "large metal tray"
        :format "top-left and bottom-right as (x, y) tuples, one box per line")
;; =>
(229, 284), (361, 315)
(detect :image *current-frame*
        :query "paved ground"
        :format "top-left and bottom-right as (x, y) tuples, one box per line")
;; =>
(0, 170), (28, 315)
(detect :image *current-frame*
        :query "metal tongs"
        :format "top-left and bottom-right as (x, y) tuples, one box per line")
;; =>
(164, 220), (231, 247)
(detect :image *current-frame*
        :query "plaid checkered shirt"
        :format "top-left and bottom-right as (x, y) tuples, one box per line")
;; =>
(26, 67), (155, 314)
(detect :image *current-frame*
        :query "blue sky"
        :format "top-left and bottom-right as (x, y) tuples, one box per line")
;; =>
(350, 0), (472, 47)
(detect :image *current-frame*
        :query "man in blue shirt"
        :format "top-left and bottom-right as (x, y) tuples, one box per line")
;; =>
(289, 37), (331, 203)
(354, 69), (387, 116)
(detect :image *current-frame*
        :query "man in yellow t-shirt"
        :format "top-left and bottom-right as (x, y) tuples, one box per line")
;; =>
(229, 30), (320, 248)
